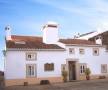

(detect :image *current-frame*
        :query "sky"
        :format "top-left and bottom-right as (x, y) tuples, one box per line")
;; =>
(0, 0), (108, 71)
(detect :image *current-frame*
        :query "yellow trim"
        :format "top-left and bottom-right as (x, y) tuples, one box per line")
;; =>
(26, 64), (36, 78)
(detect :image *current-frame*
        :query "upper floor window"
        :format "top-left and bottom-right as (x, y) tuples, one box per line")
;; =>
(26, 52), (36, 60)
(101, 64), (107, 73)
(26, 64), (36, 77)
(79, 48), (85, 54)
(44, 63), (54, 71)
(69, 48), (75, 54)
(93, 48), (99, 56)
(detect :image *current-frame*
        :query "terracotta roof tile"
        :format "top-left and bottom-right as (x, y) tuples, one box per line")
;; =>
(6, 35), (64, 49)
(59, 39), (97, 45)
(6, 35), (97, 49)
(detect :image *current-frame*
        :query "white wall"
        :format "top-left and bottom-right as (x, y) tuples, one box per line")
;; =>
(37, 51), (66, 77)
(5, 50), (66, 79)
(5, 45), (108, 80)
(5, 51), (26, 79)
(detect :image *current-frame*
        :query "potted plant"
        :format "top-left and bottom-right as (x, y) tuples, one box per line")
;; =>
(62, 70), (68, 82)
(84, 68), (91, 80)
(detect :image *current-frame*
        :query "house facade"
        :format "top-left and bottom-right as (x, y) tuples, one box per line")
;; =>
(4, 22), (108, 86)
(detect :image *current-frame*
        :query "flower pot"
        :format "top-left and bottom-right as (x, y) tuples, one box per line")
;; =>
(63, 77), (67, 82)
(86, 75), (90, 80)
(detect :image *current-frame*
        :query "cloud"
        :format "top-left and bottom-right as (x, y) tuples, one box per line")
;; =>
(31, 0), (108, 28)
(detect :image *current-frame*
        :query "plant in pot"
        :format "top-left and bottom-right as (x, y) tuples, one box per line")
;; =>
(84, 68), (91, 80)
(62, 70), (68, 82)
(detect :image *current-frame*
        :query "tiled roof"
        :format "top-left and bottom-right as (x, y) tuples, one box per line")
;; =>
(6, 35), (98, 49)
(59, 39), (97, 45)
(6, 35), (64, 49)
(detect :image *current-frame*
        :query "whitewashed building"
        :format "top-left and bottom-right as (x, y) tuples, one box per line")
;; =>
(4, 22), (108, 86)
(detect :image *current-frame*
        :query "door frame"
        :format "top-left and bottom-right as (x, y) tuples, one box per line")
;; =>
(68, 61), (76, 80)
(66, 58), (79, 81)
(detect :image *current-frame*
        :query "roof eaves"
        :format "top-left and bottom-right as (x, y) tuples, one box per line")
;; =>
(6, 48), (66, 51)
(65, 44), (103, 47)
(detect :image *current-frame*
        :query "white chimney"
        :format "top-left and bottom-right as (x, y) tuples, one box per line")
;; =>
(42, 21), (59, 44)
(5, 25), (11, 40)
(95, 36), (102, 45)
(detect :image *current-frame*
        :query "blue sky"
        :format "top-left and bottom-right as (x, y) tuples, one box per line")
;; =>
(0, 0), (108, 71)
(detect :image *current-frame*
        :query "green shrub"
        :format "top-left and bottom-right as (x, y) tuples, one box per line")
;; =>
(84, 68), (91, 80)
(62, 70), (68, 82)
(84, 68), (91, 76)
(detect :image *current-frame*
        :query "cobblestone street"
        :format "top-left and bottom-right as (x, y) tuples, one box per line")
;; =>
(5, 79), (108, 90)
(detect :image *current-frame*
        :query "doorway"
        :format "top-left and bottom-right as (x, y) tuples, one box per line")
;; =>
(68, 61), (76, 80)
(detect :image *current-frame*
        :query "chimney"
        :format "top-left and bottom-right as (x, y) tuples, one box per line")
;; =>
(42, 21), (59, 44)
(95, 36), (102, 45)
(5, 25), (11, 40)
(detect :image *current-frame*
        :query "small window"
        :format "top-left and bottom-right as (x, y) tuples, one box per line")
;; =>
(26, 64), (36, 77)
(93, 48), (99, 56)
(79, 49), (84, 54)
(44, 63), (54, 71)
(79, 63), (87, 74)
(69, 48), (75, 54)
(26, 52), (36, 60)
(101, 64), (107, 73)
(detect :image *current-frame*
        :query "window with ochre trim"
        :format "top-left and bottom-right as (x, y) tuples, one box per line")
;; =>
(69, 48), (75, 54)
(26, 52), (36, 60)
(26, 64), (36, 77)
(93, 48), (99, 56)
(79, 63), (87, 74)
(79, 48), (85, 54)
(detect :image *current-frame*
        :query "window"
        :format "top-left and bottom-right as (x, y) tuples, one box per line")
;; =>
(101, 64), (107, 73)
(44, 63), (54, 71)
(93, 48), (99, 56)
(79, 63), (87, 74)
(69, 48), (75, 54)
(26, 52), (36, 60)
(61, 64), (66, 71)
(26, 64), (36, 77)
(79, 49), (84, 54)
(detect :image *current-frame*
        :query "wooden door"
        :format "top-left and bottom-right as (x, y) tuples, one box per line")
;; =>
(68, 61), (76, 80)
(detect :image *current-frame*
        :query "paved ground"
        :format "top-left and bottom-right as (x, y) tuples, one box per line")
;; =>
(5, 79), (108, 90)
